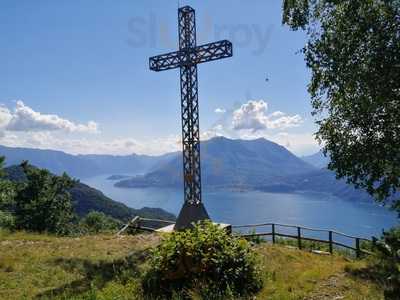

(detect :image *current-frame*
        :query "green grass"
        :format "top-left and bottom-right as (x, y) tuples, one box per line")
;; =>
(255, 244), (382, 299)
(0, 229), (383, 299)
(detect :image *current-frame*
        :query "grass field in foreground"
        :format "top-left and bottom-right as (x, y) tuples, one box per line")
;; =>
(0, 230), (383, 300)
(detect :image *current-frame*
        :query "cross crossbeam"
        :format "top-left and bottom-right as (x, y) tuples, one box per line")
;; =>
(149, 6), (233, 230)
(149, 40), (233, 72)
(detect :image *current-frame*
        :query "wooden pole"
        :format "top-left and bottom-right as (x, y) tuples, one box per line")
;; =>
(356, 238), (360, 258)
(297, 227), (302, 249)
(329, 231), (333, 254)
(272, 224), (276, 244)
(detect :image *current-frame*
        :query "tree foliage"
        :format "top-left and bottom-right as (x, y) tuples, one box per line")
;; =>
(80, 211), (122, 234)
(370, 227), (400, 299)
(142, 221), (263, 299)
(13, 161), (76, 234)
(283, 0), (400, 210)
(0, 156), (15, 213)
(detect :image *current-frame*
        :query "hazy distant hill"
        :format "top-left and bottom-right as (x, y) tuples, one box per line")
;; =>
(116, 137), (316, 189)
(115, 137), (373, 202)
(302, 151), (330, 169)
(0, 145), (177, 179)
(69, 183), (175, 221)
(0, 146), (99, 178)
(259, 168), (372, 201)
(1, 139), (372, 203)
(4, 165), (175, 222)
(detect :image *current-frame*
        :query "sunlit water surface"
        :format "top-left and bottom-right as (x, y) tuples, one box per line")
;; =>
(82, 174), (398, 240)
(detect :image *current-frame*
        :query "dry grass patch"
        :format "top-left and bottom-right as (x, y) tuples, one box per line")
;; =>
(255, 244), (383, 300)
(0, 231), (159, 299)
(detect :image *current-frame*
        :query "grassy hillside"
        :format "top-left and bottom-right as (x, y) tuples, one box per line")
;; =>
(69, 183), (175, 221)
(0, 230), (383, 300)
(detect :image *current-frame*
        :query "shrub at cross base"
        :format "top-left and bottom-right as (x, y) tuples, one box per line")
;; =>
(142, 220), (263, 299)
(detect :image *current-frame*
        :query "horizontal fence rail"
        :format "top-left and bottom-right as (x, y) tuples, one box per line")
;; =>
(138, 218), (176, 224)
(118, 218), (373, 258)
(116, 217), (175, 235)
(232, 222), (372, 258)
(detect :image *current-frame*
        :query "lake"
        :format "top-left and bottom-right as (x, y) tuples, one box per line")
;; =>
(82, 174), (398, 240)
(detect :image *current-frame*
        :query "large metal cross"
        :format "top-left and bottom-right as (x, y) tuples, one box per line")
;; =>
(149, 6), (232, 230)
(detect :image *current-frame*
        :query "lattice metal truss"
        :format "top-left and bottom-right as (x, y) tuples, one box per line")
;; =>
(149, 6), (233, 206)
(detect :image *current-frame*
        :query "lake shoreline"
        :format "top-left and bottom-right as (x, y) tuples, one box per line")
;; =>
(81, 174), (398, 240)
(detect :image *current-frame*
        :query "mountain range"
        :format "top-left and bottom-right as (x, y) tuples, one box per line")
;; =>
(0, 145), (177, 178)
(0, 137), (372, 202)
(113, 137), (371, 201)
(301, 151), (330, 169)
(116, 137), (316, 189)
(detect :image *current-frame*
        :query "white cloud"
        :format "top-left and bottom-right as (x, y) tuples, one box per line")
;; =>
(0, 129), (181, 156)
(201, 124), (225, 140)
(0, 101), (181, 156)
(267, 114), (303, 130)
(0, 105), (12, 138)
(260, 132), (319, 155)
(204, 100), (317, 155)
(0, 99), (318, 156)
(232, 100), (302, 132)
(214, 108), (226, 114)
(6, 101), (99, 133)
(269, 111), (285, 118)
(0, 106), (12, 127)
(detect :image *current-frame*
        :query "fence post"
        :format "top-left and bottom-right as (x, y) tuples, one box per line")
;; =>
(329, 231), (333, 254)
(356, 238), (360, 258)
(297, 227), (302, 249)
(272, 224), (276, 244)
(135, 217), (140, 232)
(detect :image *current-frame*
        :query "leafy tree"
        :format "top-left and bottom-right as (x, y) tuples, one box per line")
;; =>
(14, 161), (76, 234)
(0, 156), (16, 230)
(282, 1), (400, 210)
(0, 156), (15, 214)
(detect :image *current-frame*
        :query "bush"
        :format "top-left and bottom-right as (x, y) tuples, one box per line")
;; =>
(142, 221), (263, 299)
(80, 211), (122, 234)
(369, 227), (400, 299)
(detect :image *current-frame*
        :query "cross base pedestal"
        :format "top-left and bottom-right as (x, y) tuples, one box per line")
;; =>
(174, 201), (210, 230)
(156, 222), (231, 233)
(155, 201), (231, 233)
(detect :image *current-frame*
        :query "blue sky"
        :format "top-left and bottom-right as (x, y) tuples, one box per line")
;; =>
(0, 0), (319, 156)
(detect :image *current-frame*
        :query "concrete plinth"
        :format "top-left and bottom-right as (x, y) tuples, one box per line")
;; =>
(155, 201), (231, 233)
(156, 222), (232, 233)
